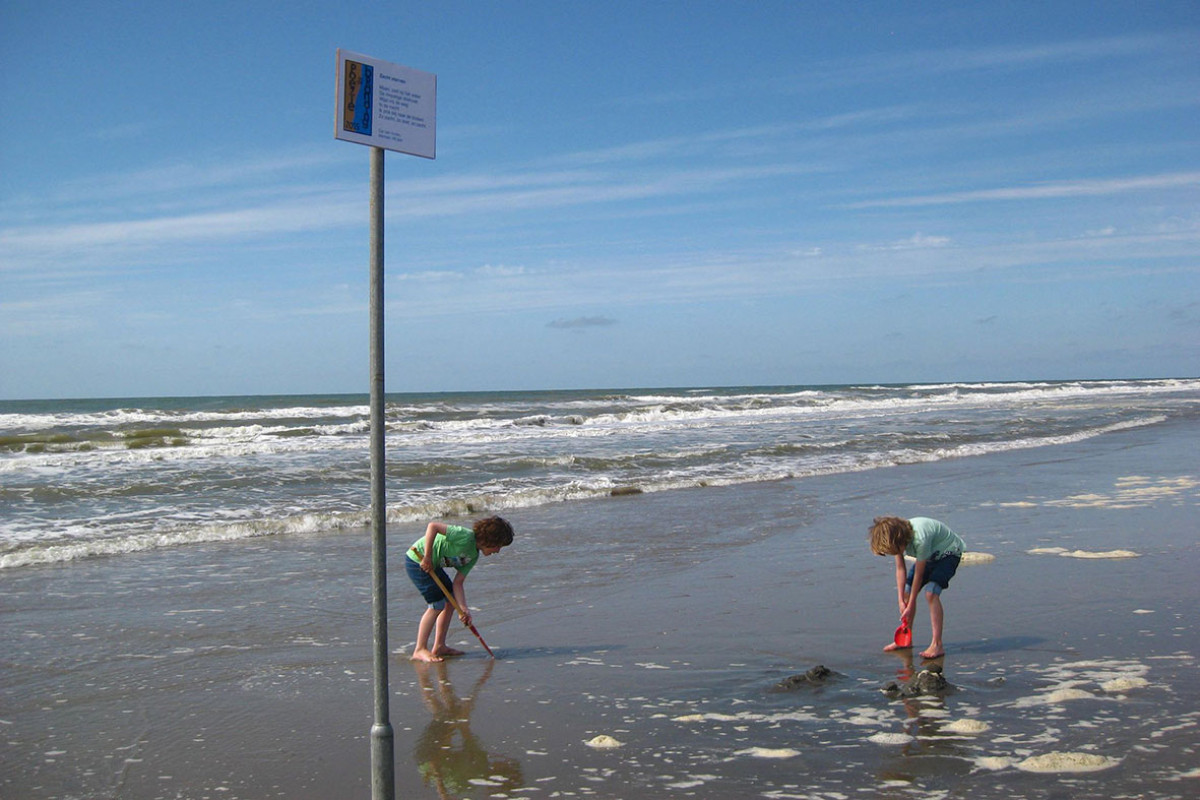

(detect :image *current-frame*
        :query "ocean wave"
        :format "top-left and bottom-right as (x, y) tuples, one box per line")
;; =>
(0, 403), (371, 433)
(3, 380), (1195, 458)
(0, 412), (1169, 570)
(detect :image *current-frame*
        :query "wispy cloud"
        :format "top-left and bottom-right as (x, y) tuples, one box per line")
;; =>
(2, 147), (822, 279)
(858, 233), (952, 251)
(1, 195), (361, 269)
(844, 171), (1200, 209)
(547, 316), (617, 330)
(803, 33), (1194, 88)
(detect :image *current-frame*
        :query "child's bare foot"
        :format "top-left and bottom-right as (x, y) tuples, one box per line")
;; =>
(883, 641), (912, 652)
(920, 647), (945, 659)
(411, 649), (443, 663)
(433, 646), (465, 657)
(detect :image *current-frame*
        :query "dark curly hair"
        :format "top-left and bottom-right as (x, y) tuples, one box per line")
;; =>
(473, 516), (514, 549)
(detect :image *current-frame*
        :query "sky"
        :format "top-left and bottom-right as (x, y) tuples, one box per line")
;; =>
(1, 1), (1197, 400)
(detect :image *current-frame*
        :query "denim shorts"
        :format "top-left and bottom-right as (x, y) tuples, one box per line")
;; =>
(405, 556), (454, 610)
(906, 553), (962, 596)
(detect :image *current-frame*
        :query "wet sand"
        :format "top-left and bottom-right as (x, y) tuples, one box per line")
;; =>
(3, 417), (1198, 799)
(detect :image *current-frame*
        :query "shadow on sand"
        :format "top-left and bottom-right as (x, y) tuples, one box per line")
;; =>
(490, 644), (626, 661)
(951, 635), (1048, 654)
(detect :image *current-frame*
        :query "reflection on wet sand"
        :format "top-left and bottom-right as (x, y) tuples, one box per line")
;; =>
(412, 660), (524, 799)
(877, 652), (980, 786)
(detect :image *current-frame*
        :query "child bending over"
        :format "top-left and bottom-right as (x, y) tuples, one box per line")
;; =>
(870, 516), (965, 659)
(406, 516), (513, 662)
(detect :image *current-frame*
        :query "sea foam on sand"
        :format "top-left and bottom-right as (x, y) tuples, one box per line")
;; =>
(1016, 752), (1121, 773)
(584, 735), (623, 748)
(942, 718), (990, 734)
(866, 732), (914, 745)
(1028, 546), (1140, 558)
(735, 747), (800, 759)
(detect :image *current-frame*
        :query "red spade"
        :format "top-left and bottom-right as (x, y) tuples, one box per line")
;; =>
(893, 620), (913, 648)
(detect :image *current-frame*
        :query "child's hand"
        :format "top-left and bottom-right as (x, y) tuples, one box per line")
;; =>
(420, 555), (433, 573)
(458, 609), (472, 627)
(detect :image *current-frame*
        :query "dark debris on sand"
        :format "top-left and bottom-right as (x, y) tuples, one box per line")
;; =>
(882, 664), (956, 698)
(775, 664), (839, 690)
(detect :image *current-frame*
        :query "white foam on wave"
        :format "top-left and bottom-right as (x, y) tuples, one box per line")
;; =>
(0, 403), (370, 432)
(0, 508), (367, 569)
(4, 380), (1191, 569)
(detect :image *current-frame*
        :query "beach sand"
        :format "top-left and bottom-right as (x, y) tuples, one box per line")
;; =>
(3, 417), (1198, 799)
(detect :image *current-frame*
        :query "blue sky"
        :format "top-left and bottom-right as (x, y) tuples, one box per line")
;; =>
(2, 1), (1197, 399)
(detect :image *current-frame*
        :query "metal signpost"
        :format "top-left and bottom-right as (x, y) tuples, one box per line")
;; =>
(335, 48), (436, 800)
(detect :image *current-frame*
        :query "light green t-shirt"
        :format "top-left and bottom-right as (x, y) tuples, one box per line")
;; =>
(905, 517), (965, 562)
(407, 525), (480, 576)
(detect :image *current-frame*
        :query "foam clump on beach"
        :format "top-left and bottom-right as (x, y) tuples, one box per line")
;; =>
(942, 718), (990, 734)
(1066, 548), (1140, 559)
(1102, 676), (1150, 693)
(1013, 687), (1095, 707)
(584, 735), (624, 748)
(866, 732), (914, 745)
(1028, 546), (1140, 559)
(960, 551), (995, 565)
(1010, 657), (1155, 707)
(735, 746), (800, 759)
(1016, 752), (1121, 773)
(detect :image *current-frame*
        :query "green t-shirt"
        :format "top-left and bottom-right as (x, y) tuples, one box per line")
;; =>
(407, 525), (480, 576)
(905, 517), (965, 562)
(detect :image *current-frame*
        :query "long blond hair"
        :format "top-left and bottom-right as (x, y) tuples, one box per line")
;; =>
(869, 516), (913, 556)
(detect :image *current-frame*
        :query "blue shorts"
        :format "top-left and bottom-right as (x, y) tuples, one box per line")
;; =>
(906, 553), (962, 596)
(405, 557), (454, 610)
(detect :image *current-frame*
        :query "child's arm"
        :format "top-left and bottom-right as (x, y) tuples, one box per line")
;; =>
(452, 571), (471, 626)
(418, 522), (448, 572)
(903, 560), (928, 623)
(893, 554), (909, 615)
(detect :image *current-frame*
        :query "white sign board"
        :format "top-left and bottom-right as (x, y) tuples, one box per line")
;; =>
(335, 49), (436, 159)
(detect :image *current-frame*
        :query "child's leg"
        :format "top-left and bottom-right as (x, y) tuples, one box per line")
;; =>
(412, 605), (444, 662)
(923, 590), (945, 659)
(430, 605), (464, 657)
(883, 578), (915, 652)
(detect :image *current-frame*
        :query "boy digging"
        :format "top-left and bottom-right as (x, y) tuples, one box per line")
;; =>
(406, 516), (513, 662)
(870, 516), (965, 659)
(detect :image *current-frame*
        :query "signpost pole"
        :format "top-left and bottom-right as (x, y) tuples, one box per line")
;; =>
(336, 49), (434, 799)
(368, 144), (395, 800)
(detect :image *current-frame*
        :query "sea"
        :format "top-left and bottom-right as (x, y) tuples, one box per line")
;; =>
(2, 378), (1197, 572)
(5, 378), (1200, 799)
